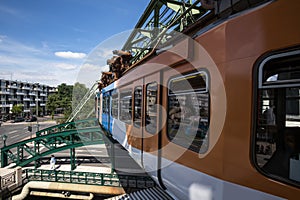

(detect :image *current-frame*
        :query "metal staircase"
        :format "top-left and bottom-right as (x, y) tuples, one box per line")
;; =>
(66, 82), (99, 123)
(0, 118), (103, 169)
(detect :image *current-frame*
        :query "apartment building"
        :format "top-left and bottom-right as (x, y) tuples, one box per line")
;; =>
(0, 79), (57, 119)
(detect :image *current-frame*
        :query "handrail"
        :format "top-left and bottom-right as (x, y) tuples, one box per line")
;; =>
(1, 119), (105, 168)
(36, 118), (99, 137)
(23, 168), (156, 188)
(66, 83), (99, 123)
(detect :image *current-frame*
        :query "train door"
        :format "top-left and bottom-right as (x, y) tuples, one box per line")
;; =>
(160, 68), (211, 199)
(130, 79), (144, 166)
(97, 92), (102, 124)
(102, 92), (111, 132)
(142, 72), (162, 180)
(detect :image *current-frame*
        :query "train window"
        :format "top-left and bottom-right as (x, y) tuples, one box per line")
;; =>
(255, 50), (300, 186)
(111, 92), (118, 118)
(102, 95), (109, 114)
(146, 82), (158, 134)
(168, 72), (209, 153)
(120, 90), (132, 124)
(134, 86), (142, 127)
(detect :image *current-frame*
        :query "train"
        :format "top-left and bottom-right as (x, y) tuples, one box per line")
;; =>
(95, 0), (300, 199)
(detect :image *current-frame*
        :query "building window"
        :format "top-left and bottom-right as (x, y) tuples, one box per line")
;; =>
(168, 71), (209, 153)
(254, 49), (300, 186)
(120, 90), (132, 124)
(146, 82), (158, 134)
(134, 86), (142, 128)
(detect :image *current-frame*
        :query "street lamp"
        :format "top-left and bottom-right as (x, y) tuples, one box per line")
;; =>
(36, 98), (38, 117)
(2, 134), (7, 147)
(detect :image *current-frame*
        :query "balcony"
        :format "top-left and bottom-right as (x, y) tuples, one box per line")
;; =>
(34, 88), (42, 91)
(23, 98), (31, 101)
(49, 88), (58, 93)
(0, 91), (10, 95)
(16, 92), (25, 95)
(24, 109), (31, 113)
(22, 86), (31, 90)
(29, 93), (36, 96)
(8, 98), (18, 101)
(30, 103), (36, 107)
(8, 85), (18, 89)
(0, 104), (11, 108)
(40, 93), (47, 96)
(40, 103), (46, 106)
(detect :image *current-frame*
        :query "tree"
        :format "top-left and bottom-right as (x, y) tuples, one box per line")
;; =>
(57, 83), (73, 100)
(72, 82), (95, 120)
(46, 94), (59, 119)
(11, 104), (23, 116)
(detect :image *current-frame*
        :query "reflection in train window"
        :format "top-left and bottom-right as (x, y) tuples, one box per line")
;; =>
(168, 72), (209, 153)
(120, 90), (132, 124)
(134, 86), (142, 128)
(111, 92), (118, 118)
(255, 50), (300, 186)
(102, 95), (109, 114)
(146, 82), (158, 134)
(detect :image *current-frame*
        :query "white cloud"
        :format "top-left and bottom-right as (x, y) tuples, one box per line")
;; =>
(55, 51), (86, 59)
(54, 63), (78, 70)
(0, 37), (83, 86)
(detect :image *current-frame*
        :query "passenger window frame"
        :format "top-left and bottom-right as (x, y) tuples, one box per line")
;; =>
(119, 89), (133, 124)
(145, 82), (158, 134)
(253, 47), (300, 187)
(167, 71), (210, 154)
(111, 90), (119, 119)
(133, 86), (143, 128)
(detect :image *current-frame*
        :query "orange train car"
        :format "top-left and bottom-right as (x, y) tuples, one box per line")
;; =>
(98, 0), (300, 199)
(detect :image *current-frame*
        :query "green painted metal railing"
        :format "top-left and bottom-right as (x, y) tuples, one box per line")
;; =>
(23, 169), (156, 189)
(1, 118), (104, 168)
(36, 118), (99, 137)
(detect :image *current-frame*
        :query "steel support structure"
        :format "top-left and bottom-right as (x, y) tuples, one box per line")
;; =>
(122, 0), (208, 65)
(0, 118), (104, 169)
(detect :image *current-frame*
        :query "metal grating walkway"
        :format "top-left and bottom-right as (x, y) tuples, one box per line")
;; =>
(106, 186), (174, 200)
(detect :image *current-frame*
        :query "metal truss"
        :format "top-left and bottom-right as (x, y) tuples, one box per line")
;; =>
(122, 0), (210, 65)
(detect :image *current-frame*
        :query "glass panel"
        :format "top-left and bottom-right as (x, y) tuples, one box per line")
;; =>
(146, 82), (158, 134)
(120, 90), (132, 124)
(134, 86), (142, 127)
(102, 95), (109, 114)
(169, 72), (207, 95)
(168, 72), (209, 153)
(111, 93), (118, 118)
(262, 53), (300, 87)
(255, 51), (300, 186)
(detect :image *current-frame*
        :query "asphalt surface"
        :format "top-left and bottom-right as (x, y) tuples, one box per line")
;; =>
(0, 119), (56, 146)
(0, 117), (146, 174)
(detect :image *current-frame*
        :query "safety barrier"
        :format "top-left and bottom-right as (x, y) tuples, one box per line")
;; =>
(1, 118), (104, 168)
(23, 169), (155, 189)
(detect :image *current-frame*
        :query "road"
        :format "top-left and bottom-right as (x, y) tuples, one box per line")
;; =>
(0, 120), (109, 167)
(0, 119), (145, 175)
(0, 120), (56, 146)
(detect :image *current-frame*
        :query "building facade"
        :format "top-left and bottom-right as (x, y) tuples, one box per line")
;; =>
(0, 79), (57, 120)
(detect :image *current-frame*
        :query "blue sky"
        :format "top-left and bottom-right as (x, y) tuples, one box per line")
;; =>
(0, 0), (149, 86)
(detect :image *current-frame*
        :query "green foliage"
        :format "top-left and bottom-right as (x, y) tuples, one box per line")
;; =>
(72, 82), (95, 120)
(46, 82), (94, 122)
(11, 104), (23, 116)
(46, 94), (59, 119)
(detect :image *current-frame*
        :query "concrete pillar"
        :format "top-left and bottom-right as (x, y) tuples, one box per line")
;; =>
(15, 166), (22, 187)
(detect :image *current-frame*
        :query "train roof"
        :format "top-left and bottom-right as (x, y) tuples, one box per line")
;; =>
(101, 82), (115, 94)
